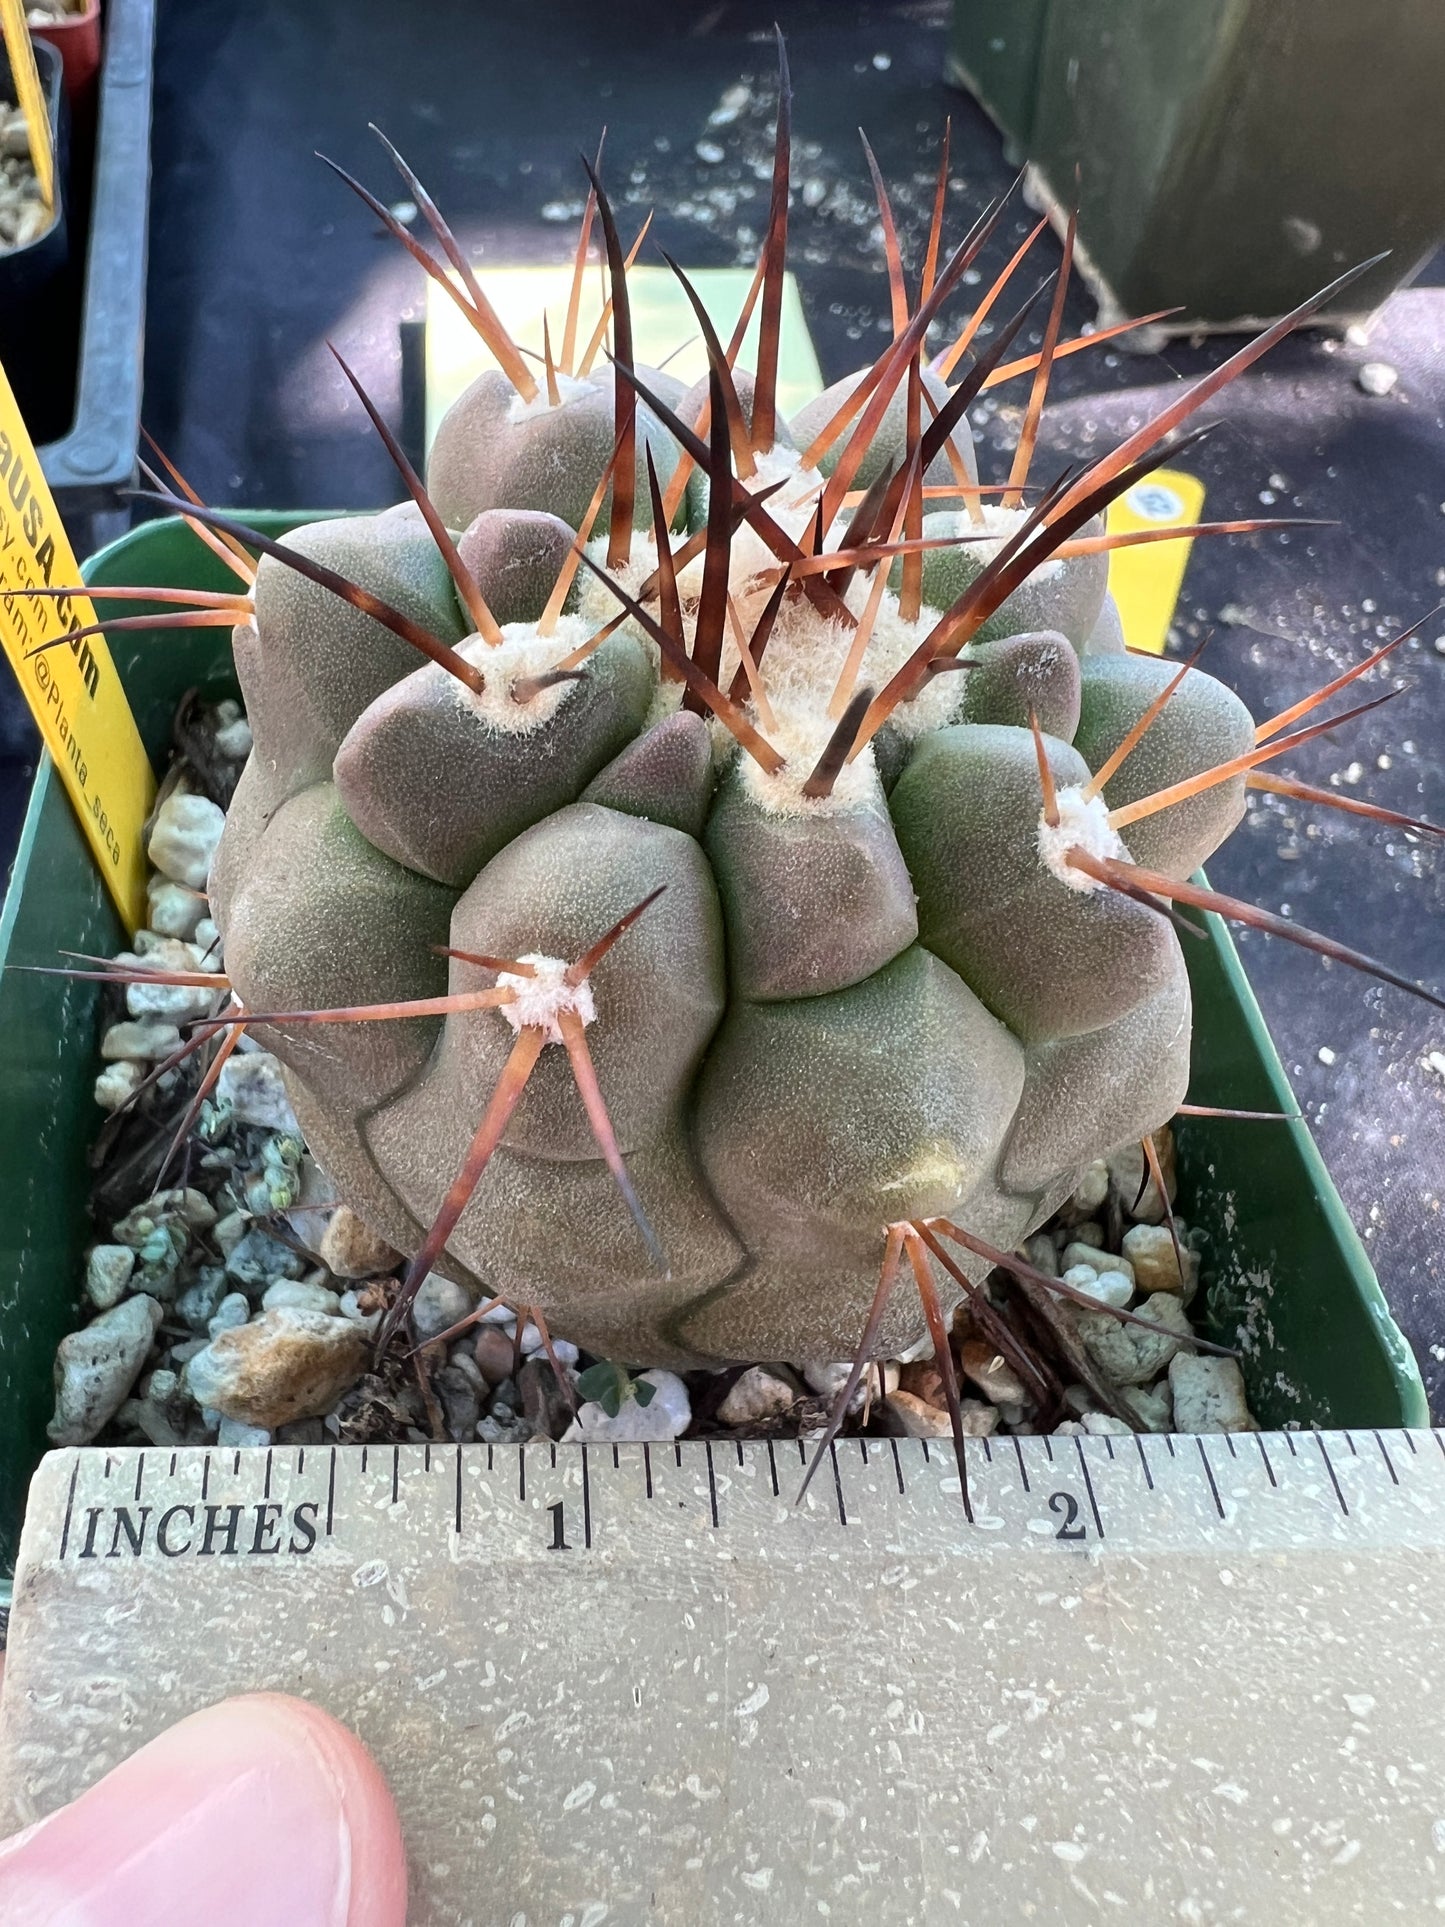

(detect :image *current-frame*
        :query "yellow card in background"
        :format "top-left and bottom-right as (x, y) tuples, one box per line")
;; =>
(0, 0), (55, 211)
(0, 360), (153, 930)
(426, 265), (823, 453)
(1105, 468), (1207, 655)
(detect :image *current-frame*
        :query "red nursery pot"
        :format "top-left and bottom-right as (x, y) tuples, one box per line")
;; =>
(29, 0), (102, 106)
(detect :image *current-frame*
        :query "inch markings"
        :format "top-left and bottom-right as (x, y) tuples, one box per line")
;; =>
(30, 1430), (1445, 1573)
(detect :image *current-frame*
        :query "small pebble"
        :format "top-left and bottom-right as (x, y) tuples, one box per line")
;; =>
(85, 1244), (136, 1310)
(1106, 1135), (1174, 1225)
(48, 1296), (164, 1445)
(435, 1364), (482, 1440)
(94, 1061), (146, 1110)
(186, 1309), (367, 1428)
(1122, 1222), (1198, 1300)
(447, 1349), (486, 1396)
(1080, 1413), (1132, 1436)
(476, 1413), (531, 1444)
(474, 1325), (517, 1385)
(225, 1228), (305, 1292)
(1078, 1292), (1193, 1385)
(1168, 1354), (1257, 1432)
(113, 1188), (216, 1241)
(886, 1389), (951, 1437)
(217, 1418), (272, 1447)
(1065, 1160), (1109, 1217)
(888, 1391), (997, 1438)
(208, 1292), (251, 1337)
(101, 1018), (181, 1063)
(147, 792), (226, 889)
(213, 1210), (249, 1256)
(217, 1052), (300, 1133)
(176, 1270), (229, 1333)
(1062, 1242), (1134, 1287)
(1062, 1263), (1132, 1310)
(411, 1275), (472, 1343)
(958, 1340), (1026, 1406)
(1356, 360), (1398, 397)
(262, 1277), (342, 1317)
(718, 1366), (799, 1427)
(318, 1204), (399, 1279)
(146, 878), (207, 940)
(563, 1369), (691, 1443)
(213, 717), (254, 759)
(140, 1368), (179, 1405)
(802, 1359), (900, 1410)
(283, 1159), (340, 1254)
(120, 954), (214, 1025)
(1118, 1382), (1173, 1432)
(1024, 1233), (1059, 1277)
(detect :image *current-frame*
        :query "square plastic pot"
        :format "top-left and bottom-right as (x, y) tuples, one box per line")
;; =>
(36, 0), (156, 512)
(0, 512), (1427, 1575)
(0, 37), (69, 440)
(947, 0), (1445, 332)
(30, 0), (103, 109)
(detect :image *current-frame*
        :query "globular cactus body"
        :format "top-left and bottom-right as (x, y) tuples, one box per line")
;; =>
(197, 65), (1432, 1373)
(212, 422), (1230, 1368)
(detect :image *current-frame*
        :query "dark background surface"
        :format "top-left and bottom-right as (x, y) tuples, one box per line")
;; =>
(3, 0), (1442, 1405)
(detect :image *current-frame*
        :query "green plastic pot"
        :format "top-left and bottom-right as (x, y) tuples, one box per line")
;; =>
(0, 514), (1426, 1576)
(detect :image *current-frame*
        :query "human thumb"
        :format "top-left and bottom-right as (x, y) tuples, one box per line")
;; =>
(0, 1691), (407, 1926)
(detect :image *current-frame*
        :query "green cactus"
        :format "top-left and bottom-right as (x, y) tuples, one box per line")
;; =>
(103, 51), (1437, 1390)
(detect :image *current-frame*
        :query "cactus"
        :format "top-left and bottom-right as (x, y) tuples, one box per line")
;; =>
(64, 47), (1443, 1421)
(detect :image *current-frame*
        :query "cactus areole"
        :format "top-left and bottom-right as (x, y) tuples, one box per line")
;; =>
(194, 60), (1436, 1371)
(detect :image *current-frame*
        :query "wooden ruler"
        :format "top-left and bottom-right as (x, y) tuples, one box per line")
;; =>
(4, 1431), (1444, 1922)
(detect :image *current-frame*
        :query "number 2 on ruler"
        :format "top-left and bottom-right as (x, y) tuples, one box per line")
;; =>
(1049, 1492), (1088, 1541)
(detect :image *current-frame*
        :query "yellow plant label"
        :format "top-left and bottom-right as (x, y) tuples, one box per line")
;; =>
(0, 0), (55, 210)
(1105, 468), (1207, 655)
(0, 360), (153, 929)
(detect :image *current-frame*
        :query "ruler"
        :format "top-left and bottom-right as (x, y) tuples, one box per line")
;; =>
(4, 1433), (1445, 1923)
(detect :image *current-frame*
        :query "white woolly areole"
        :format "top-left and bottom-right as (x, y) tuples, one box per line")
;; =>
(451, 615), (596, 734)
(497, 954), (596, 1045)
(739, 705), (881, 815)
(506, 372), (596, 425)
(1036, 784), (1127, 892)
(569, 463), (1022, 814)
(577, 531), (656, 635)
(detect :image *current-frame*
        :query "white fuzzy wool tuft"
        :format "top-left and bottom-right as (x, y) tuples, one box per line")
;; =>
(1036, 784), (1127, 892)
(740, 708), (880, 815)
(569, 474), (1037, 815)
(451, 615), (597, 734)
(576, 533), (663, 641)
(948, 501), (1064, 581)
(506, 372), (596, 424)
(497, 954), (596, 1045)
